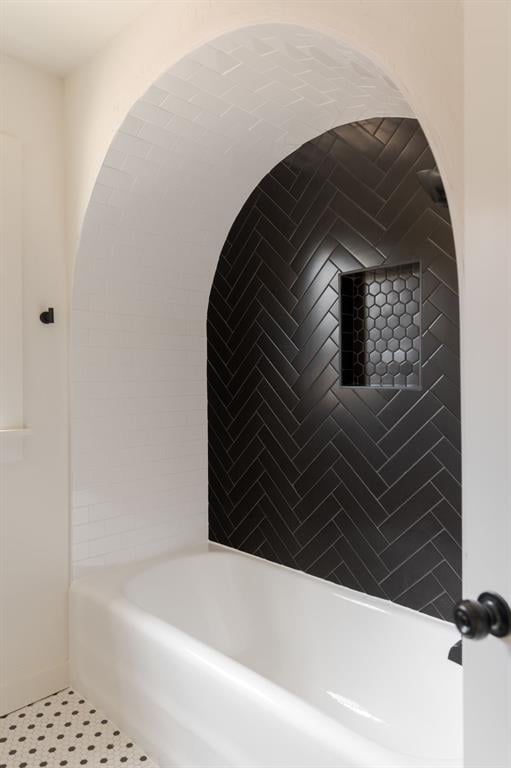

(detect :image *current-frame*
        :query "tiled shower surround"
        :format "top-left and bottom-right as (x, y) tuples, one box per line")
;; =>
(71, 23), (415, 577)
(208, 118), (461, 621)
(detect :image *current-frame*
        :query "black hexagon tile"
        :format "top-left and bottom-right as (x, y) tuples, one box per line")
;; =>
(340, 264), (421, 388)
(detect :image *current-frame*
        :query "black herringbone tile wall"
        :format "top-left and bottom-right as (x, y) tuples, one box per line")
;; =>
(208, 118), (461, 621)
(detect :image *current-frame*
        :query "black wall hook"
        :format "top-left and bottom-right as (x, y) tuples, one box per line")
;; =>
(40, 307), (55, 324)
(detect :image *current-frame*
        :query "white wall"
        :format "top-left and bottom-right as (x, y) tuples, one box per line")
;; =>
(0, 54), (69, 714)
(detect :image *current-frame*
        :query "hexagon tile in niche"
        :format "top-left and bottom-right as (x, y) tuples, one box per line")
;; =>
(340, 263), (421, 388)
(0, 689), (158, 768)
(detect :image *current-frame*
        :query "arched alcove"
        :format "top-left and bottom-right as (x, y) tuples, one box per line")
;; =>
(208, 117), (460, 621)
(71, 23), (459, 585)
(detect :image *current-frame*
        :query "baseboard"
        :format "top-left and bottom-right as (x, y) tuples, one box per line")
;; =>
(0, 660), (69, 715)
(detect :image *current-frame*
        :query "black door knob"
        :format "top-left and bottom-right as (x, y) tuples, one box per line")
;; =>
(454, 592), (511, 639)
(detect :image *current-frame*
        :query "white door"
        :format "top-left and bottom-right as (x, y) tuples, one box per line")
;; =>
(462, 3), (511, 767)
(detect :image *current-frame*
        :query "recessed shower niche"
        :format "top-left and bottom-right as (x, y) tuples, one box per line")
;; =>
(339, 263), (421, 389)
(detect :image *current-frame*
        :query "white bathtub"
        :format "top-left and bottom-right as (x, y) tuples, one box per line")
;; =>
(70, 546), (462, 768)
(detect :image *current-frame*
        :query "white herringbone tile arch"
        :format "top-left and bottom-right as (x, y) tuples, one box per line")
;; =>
(71, 23), (414, 576)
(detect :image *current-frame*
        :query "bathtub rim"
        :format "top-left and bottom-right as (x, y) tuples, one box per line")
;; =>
(72, 540), (458, 633)
(209, 542), (459, 630)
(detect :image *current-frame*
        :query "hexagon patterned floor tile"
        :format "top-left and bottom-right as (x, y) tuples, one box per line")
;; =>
(0, 689), (158, 768)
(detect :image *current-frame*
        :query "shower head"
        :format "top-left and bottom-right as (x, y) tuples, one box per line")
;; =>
(416, 169), (448, 207)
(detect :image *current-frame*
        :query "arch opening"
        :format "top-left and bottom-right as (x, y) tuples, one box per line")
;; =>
(207, 117), (460, 621)
(71, 21), (459, 605)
